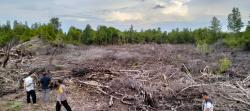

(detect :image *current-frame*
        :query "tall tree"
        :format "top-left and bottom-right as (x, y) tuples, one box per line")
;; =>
(210, 16), (221, 33)
(228, 7), (244, 33)
(128, 25), (136, 43)
(96, 25), (108, 45)
(248, 14), (250, 27)
(82, 24), (94, 44)
(50, 17), (61, 32)
(67, 26), (81, 43)
(107, 27), (120, 44)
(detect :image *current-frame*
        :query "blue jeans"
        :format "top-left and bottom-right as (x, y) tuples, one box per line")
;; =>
(42, 89), (50, 102)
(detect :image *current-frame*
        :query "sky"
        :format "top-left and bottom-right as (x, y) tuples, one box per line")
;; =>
(0, 0), (249, 32)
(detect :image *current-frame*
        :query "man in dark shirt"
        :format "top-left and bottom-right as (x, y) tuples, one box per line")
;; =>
(40, 71), (51, 103)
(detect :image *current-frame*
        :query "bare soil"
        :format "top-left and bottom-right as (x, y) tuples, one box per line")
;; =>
(0, 40), (250, 111)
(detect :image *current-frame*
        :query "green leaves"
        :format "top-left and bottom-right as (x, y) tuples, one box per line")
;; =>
(67, 26), (82, 44)
(82, 24), (95, 44)
(228, 7), (244, 33)
(50, 17), (61, 32)
(218, 57), (232, 73)
(210, 16), (222, 33)
(0, 15), (249, 49)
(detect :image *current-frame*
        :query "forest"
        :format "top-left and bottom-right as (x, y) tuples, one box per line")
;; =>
(0, 7), (249, 49)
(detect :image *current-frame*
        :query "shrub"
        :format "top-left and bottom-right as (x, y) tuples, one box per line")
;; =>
(218, 57), (232, 73)
(244, 42), (250, 51)
(243, 27), (250, 50)
(223, 32), (245, 48)
(224, 36), (243, 48)
(196, 42), (210, 54)
(50, 33), (65, 47)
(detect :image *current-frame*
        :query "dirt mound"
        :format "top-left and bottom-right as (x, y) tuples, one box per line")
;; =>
(14, 37), (50, 55)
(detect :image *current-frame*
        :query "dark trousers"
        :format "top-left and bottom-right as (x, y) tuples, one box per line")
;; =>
(26, 90), (36, 104)
(56, 100), (72, 111)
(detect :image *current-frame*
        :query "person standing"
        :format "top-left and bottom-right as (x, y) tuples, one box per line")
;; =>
(202, 92), (214, 111)
(56, 79), (72, 111)
(40, 71), (51, 103)
(23, 74), (36, 104)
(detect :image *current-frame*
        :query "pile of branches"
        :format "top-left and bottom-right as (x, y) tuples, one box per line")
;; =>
(0, 40), (36, 97)
(0, 68), (27, 97)
(70, 65), (250, 111)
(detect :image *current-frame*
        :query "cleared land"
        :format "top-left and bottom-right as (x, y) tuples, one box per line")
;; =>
(0, 38), (250, 111)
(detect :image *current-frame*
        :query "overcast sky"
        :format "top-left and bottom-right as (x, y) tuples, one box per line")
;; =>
(0, 0), (249, 31)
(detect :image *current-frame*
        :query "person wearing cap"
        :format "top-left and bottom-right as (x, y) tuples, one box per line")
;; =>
(202, 92), (214, 111)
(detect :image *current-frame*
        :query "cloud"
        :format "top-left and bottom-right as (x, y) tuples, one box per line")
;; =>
(102, 0), (192, 23)
(161, 0), (190, 17)
(61, 17), (88, 22)
(1, 0), (250, 31)
(105, 11), (144, 22)
(153, 4), (165, 9)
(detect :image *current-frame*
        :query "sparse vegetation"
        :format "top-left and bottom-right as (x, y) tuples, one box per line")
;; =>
(218, 57), (232, 73)
(6, 101), (23, 111)
(196, 42), (210, 54)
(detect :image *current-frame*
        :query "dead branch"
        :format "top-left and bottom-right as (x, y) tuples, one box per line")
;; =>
(109, 96), (114, 107)
(235, 81), (250, 99)
(121, 95), (135, 105)
(220, 93), (250, 106)
(182, 64), (196, 83)
(242, 74), (250, 83)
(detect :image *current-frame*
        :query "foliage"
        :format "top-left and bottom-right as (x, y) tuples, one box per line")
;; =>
(218, 57), (232, 73)
(223, 12), (248, 48)
(193, 28), (218, 44)
(82, 24), (95, 44)
(196, 42), (210, 54)
(67, 26), (81, 44)
(0, 10), (249, 50)
(210, 16), (222, 33)
(51, 32), (65, 46)
(6, 101), (23, 111)
(50, 17), (61, 32)
(167, 28), (194, 44)
(228, 7), (244, 33)
(243, 26), (250, 50)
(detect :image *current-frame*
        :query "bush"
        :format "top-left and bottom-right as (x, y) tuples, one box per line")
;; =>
(196, 42), (210, 54)
(218, 57), (232, 73)
(243, 27), (250, 50)
(224, 36), (243, 48)
(223, 32), (246, 48)
(244, 42), (250, 51)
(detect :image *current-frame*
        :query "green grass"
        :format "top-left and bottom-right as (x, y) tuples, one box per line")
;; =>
(6, 101), (23, 111)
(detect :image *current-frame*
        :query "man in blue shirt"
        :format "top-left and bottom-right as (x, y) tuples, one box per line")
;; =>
(40, 71), (51, 103)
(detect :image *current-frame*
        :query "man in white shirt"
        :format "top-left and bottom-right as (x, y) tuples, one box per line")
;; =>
(202, 92), (213, 111)
(24, 75), (36, 104)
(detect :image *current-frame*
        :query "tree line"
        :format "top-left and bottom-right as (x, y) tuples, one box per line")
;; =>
(0, 7), (249, 49)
